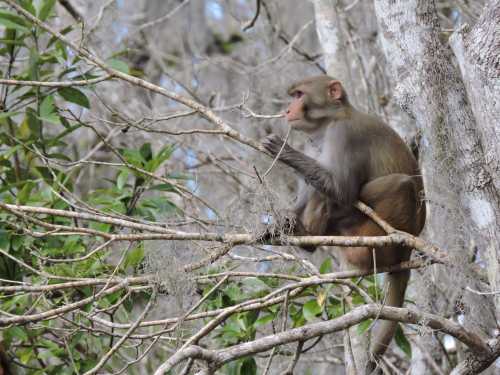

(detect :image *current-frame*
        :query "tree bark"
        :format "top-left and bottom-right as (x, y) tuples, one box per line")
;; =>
(374, 0), (499, 372)
(449, 0), (500, 331)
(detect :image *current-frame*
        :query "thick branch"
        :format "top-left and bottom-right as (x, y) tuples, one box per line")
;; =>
(0, 203), (449, 264)
(450, 339), (500, 375)
(155, 304), (491, 374)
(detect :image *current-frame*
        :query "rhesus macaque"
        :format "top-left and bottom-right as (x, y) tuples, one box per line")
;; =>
(262, 75), (426, 370)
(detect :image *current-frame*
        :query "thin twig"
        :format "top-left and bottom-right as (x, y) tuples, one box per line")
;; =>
(263, 127), (291, 178)
(0, 75), (111, 87)
(137, 0), (191, 31)
(281, 341), (304, 375)
(0, 281), (129, 327)
(84, 290), (157, 375)
(58, 0), (82, 21)
(242, 0), (262, 31)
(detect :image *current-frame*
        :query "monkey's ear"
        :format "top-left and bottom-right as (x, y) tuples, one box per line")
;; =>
(328, 80), (344, 101)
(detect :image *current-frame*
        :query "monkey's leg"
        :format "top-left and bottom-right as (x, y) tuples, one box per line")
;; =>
(359, 173), (423, 235)
(340, 174), (420, 373)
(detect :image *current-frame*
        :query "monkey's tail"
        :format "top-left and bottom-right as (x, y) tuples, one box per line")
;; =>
(367, 269), (410, 372)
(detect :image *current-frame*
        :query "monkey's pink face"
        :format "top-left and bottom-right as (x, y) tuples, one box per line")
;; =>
(286, 89), (318, 132)
(286, 90), (305, 122)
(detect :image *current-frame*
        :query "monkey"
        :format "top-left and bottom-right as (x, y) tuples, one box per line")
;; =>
(261, 75), (426, 372)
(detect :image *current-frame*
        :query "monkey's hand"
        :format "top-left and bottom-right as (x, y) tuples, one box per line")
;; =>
(261, 134), (290, 157)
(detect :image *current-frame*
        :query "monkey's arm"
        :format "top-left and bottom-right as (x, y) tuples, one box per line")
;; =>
(262, 135), (362, 207)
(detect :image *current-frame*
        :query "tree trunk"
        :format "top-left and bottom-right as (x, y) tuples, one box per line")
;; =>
(449, 0), (500, 331)
(374, 0), (499, 372)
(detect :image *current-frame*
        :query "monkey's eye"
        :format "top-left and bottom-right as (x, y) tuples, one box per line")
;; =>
(292, 91), (304, 99)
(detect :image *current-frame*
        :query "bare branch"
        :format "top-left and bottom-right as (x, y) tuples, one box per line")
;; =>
(0, 281), (130, 327)
(58, 0), (82, 21)
(450, 339), (500, 375)
(0, 275), (152, 293)
(154, 304), (492, 374)
(137, 0), (191, 31)
(83, 290), (157, 375)
(1, 203), (450, 265)
(4, 0), (264, 152)
(0, 75), (111, 87)
(242, 0), (262, 31)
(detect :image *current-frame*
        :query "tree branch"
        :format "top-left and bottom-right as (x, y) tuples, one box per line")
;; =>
(0, 281), (129, 327)
(0, 203), (449, 264)
(4, 0), (264, 152)
(154, 304), (492, 374)
(0, 75), (111, 87)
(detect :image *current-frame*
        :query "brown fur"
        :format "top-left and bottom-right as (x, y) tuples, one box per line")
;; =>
(262, 75), (426, 372)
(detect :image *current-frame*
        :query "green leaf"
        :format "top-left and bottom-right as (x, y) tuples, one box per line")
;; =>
(241, 277), (270, 296)
(148, 145), (175, 171)
(48, 25), (73, 48)
(57, 87), (90, 109)
(139, 143), (153, 161)
(254, 313), (275, 327)
(0, 36), (25, 50)
(5, 326), (28, 343)
(16, 181), (35, 204)
(303, 299), (322, 322)
(40, 95), (55, 118)
(39, 0), (57, 21)
(107, 59), (129, 74)
(357, 319), (372, 334)
(26, 108), (41, 137)
(28, 48), (39, 81)
(326, 298), (343, 318)
(240, 357), (257, 375)
(39, 95), (61, 124)
(290, 304), (306, 327)
(124, 244), (144, 269)
(19, 348), (34, 364)
(0, 11), (29, 32)
(42, 113), (61, 125)
(225, 361), (239, 375)
(395, 324), (412, 358)
(319, 257), (332, 274)
(117, 169), (129, 190)
(224, 284), (242, 302)
(0, 111), (19, 121)
(121, 148), (145, 167)
(19, 1), (37, 15)
(243, 310), (259, 327)
(149, 183), (176, 192)
(139, 196), (176, 215)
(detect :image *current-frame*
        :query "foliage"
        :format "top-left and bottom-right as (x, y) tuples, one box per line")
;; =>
(0, 1), (177, 372)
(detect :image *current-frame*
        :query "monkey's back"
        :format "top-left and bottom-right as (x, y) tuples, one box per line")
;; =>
(356, 113), (419, 180)
(357, 113), (426, 234)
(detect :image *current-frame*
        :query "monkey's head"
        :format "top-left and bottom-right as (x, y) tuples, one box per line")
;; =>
(285, 75), (349, 132)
